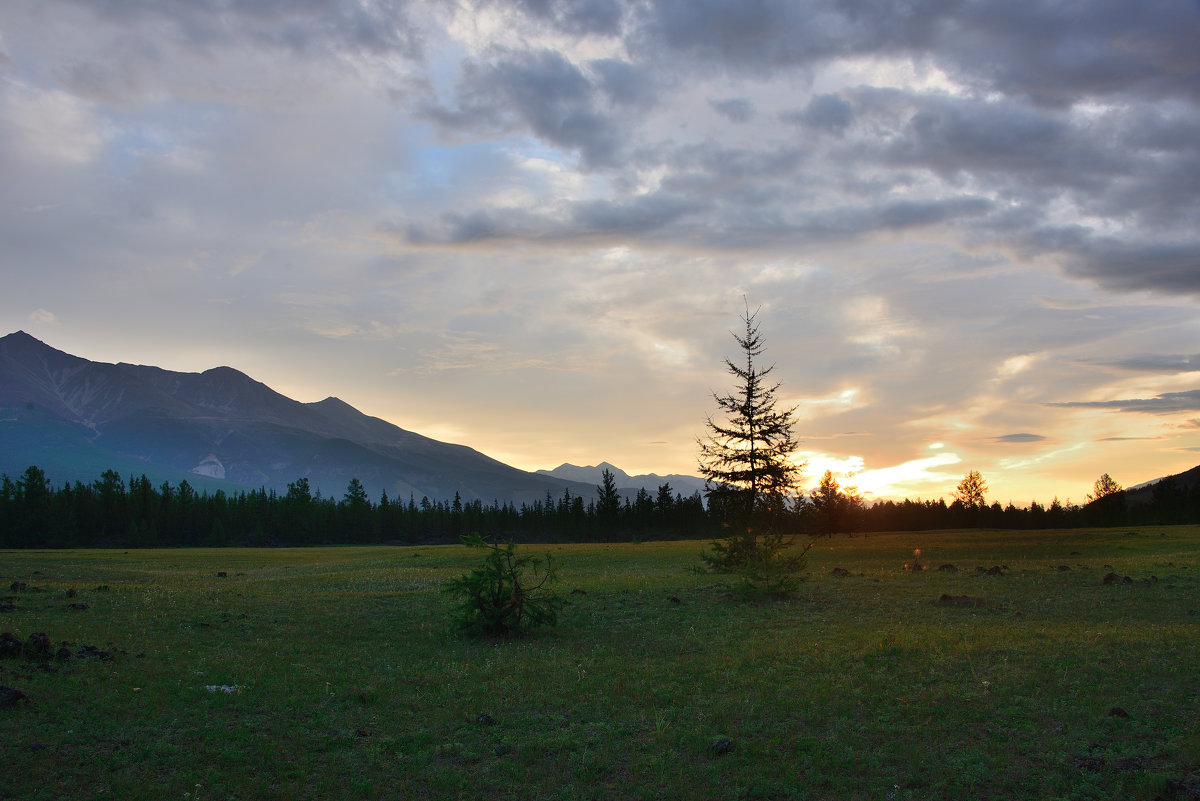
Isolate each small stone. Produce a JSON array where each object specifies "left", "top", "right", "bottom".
[
  {"left": 26, "top": 633, "right": 52, "bottom": 656},
  {"left": 710, "top": 737, "right": 735, "bottom": 756},
  {"left": 76, "top": 645, "right": 112, "bottom": 660},
  {"left": 0, "top": 632, "right": 21, "bottom": 658},
  {"left": 1164, "top": 779, "right": 1200, "bottom": 798},
  {"left": 0, "top": 685, "right": 28, "bottom": 707}
]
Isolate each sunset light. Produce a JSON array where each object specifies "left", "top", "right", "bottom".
[{"left": 1, "top": 0, "right": 1197, "bottom": 508}]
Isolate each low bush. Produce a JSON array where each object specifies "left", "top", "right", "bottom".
[{"left": 442, "top": 534, "right": 566, "bottom": 636}]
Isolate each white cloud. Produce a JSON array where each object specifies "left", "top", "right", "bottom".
[
  {"left": 793, "top": 388, "right": 866, "bottom": 420},
  {"left": 1, "top": 82, "right": 108, "bottom": 164},
  {"left": 853, "top": 452, "right": 965, "bottom": 499}
]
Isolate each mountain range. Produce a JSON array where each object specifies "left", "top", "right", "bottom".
[
  {"left": 0, "top": 331, "right": 695, "bottom": 504},
  {"left": 537, "top": 461, "right": 708, "bottom": 499},
  {"left": 4, "top": 331, "right": 1193, "bottom": 509}
]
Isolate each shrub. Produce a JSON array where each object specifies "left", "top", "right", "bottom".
[
  {"left": 443, "top": 534, "right": 565, "bottom": 637},
  {"left": 699, "top": 526, "right": 760, "bottom": 572},
  {"left": 732, "top": 529, "right": 811, "bottom": 599},
  {"left": 702, "top": 527, "right": 811, "bottom": 599}
]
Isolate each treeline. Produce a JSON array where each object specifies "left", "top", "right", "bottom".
[
  {"left": 802, "top": 468, "right": 1198, "bottom": 535},
  {"left": 0, "top": 466, "right": 714, "bottom": 548},
  {"left": 843, "top": 490, "right": 1198, "bottom": 533},
  {"left": 1, "top": 465, "right": 1196, "bottom": 549}
]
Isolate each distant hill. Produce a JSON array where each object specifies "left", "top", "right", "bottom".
[
  {"left": 537, "top": 462, "right": 707, "bottom": 500},
  {"left": 1124, "top": 464, "right": 1200, "bottom": 506},
  {"left": 0, "top": 331, "right": 597, "bottom": 504}
]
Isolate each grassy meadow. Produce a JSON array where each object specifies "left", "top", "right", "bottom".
[{"left": 2, "top": 526, "right": 1199, "bottom": 800}]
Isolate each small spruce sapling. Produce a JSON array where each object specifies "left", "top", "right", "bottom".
[
  {"left": 443, "top": 533, "right": 565, "bottom": 637},
  {"left": 727, "top": 529, "right": 811, "bottom": 600}
]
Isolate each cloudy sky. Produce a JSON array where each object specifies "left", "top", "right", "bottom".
[{"left": 2, "top": 0, "right": 1198, "bottom": 505}]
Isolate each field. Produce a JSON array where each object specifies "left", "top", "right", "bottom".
[{"left": 2, "top": 527, "right": 1199, "bottom": 800}]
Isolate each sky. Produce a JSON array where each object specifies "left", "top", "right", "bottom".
[{"left": 2, "top": 0, "right": 1199, "bottom": 506}]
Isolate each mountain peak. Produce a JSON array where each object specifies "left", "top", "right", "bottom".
[
  {"left": 537, "top": 462, "right": 707, "bottom": 497},
  {"left": 1, "top": 330, "right": 82, "bottom": 363},
  {"left": 544, "top": 462, "right": 631, "bottom": 482},
  {"left": 312, "top": 396, "right": 354, "bottom": 410}
]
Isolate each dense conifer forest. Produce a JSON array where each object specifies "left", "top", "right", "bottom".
[{"left": 1, "top": 464, "right": 1196, "bottom": 548}]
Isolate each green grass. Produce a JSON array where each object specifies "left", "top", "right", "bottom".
[{"left": 2, "top": 526, "right": 1199, "bottom": 800}]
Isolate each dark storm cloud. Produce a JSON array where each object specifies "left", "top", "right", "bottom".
[
  {"left": 403, "top": 208, "right": 543, "bottom": 245},
  {"left": 568, "top": 194, "right": 705, "bottom": 235},
  {"left": 627, "top": 0, "right": 1199, "bottom": 104},
  {"left": 54, "top": 39, "right": 164, "bottom": 105},
  {"left": 62, "top": 0, "right": 424, "bottom": 58},
  {"left": 589, "top": 58, "right": 657, "bottom": 108},
  {"left": 1083, "top": 354, "right": 1200, "bottom": 373},
  {"left": 783, "top": 93, "right": 852, "bottom": 133},
  {"left": 884, "top": 95, "right": 1072, "bottom": 180},
  {"left": 628, "top": 0, "right": 947, "bottom": 72},
  {"left": 655, "top": 141, "right": 807, "bottom": 193},
  {"left": 423, "top": 48, "right": 623, "bottom": 167},
  {"left": 991, "top": 434, "right": 1046, "bottom": 444},
  {"left": 479, "top": 0, "right": 625, "bottom": 37},
  {"left": 1049, "top": 389, "right": 1200, "bottom": 414},
  {"left": 1030, "top": 230, "right": 1200, "bottom": 295},
  {"left": 932, "top": 0, "right": 1200, "bottom": 106},
  {"left": 840, "top": 88, "right": 1119, "bottom": 197},
  {"left": 710, "top": 97, "right": 754, "bottom": 123},
  {"left": 821, "top": 86, "right": 1200, "bottom": 294},
  {"left": 778, "top": 196, "right": 994, "bottom": 243},
  {"left": 402, "top": 192, "right": 706, "bottom": 244}
]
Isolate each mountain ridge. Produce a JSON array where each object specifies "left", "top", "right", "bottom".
[
  {"left": 537, "top": 462, "right": 708, "bottom": 499},
  {"left": 0, "top": 331, "right": 606, "bottom": 504}
]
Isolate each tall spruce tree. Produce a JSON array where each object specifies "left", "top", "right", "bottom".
[
  {"left": 597, "top": 468, "right": 621, "bottom": 525},
  {"left": 698, "top": 304, "right": 808, "bottom": 589}
]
